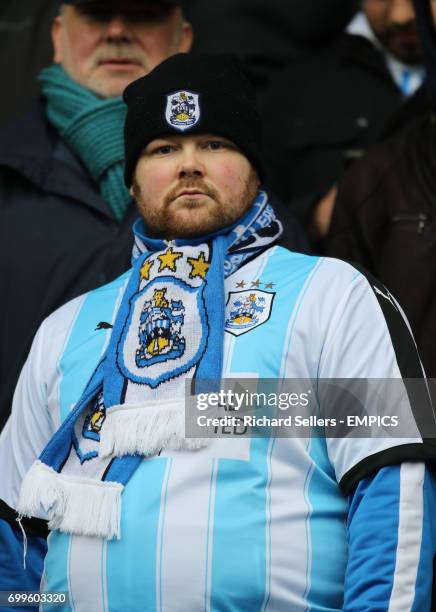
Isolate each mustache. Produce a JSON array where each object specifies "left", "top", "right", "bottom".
[
  {"left": 93, "top": 45, "right": 147, "bottom": 67},
  {"left": 385, "top": 22, "right": 417, "bottom": 37},
  {"left": 165, "top": 180, "right": 220, "bottom": 205}
]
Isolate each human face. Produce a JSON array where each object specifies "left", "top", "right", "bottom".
[
  {"left": 363, "top": 0, "right": 436, "bottom": 64},
  {"left": 131, "top": 134, "right": 260, "bottom": 239},
  {"left": 51, "top": 2, "right": 193, "bottom": 98}
]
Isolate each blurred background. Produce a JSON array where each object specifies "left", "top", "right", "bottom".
[{"left": 0, "top": 0, "right": 359, "bottom": 127}]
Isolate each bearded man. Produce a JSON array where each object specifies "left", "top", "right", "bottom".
[{"left": 1, "top": 54, "right": 435, "bottom": 610}]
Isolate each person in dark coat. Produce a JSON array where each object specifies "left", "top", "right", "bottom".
[
  {"left": 325, "top": 0, "right": 436, "bottom": 379},
  {"left": 325, "top": 114, "right": 436, "bottom": 376},
  {"left": 0, "top": 0, "right": 194, "bottom": 433},
  {"left": 262, "top": 0, "right": 435, "bottom": 239}
]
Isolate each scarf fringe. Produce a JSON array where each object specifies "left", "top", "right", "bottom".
[
  {"left": 100, "top": 402, "right": 208, "bottom": 458},
  {"left": 18, "top": 461, "right": 123, "bottom": 540}
]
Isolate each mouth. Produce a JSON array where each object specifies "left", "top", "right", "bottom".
[
  {"left": 394, "top": 32, "right": 418, "bottom": 42},
  {"left": 388, "top": 27, "right": 418, "bottom": 43},
  {"left": 176, "top": 190, "right": 208, "bottom": 199},
  {"left": 98, "top": 58, "right": 142, "bottom": 70}
]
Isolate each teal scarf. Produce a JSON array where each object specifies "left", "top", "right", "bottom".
[{"left": 39, "top": 64, "right": 130, "bottom": 222}]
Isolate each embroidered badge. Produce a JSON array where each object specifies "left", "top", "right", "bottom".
[
  {"left": 165, "top": 90, "right": 200, "bottom": 131},
  {"left": 83, "top": 393, "right": 106, "bottom": 442},
  {"left": 136, "top": 287, "right": 186, "bottom": 367},
  {"left": 225, "top": 290, "right": 275, "bottom": 337},
  {"left": 117, "top": 277, "right": 208, "bottom": 388},
  {"left": 71, "top": 393, "right": 106, "bottom": 464}
]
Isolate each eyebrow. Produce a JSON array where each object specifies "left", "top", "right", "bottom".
[{"left": 75, "top": 5, "right": 173, "bottom": 21}]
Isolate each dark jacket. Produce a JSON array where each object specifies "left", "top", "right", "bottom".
[
  {"left": 0, "top": 103, "right": 308, "bottom": 431},
  {"left": 261, "top": 34, "right": 430, "bottom": 223},
  {"left": 0, "top": 103, "right": 138, "bottom": 432},
  {"left": 325, "top": 113, "right": 436, "bottom": 377}
]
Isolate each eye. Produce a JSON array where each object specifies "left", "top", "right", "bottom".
[
  {"left": 77, "top": 8, "right": 112, "bottom": 22},
  {"left": 153, "top": 144, "right": 175, "bottom": 155},
  {"left": 133, "top": 7, "right": 172, "bottom": 23},
  {"left": 77, "top": 7, "right": 171, "bottom": 23},
  {"left": 205, "top": 140, "right": 226, "bottom": 151}
]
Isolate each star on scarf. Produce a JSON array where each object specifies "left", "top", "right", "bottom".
[
  {"left": 251, "top": 279, "right": 261, "bottom": 288},
  {"left": 236, "top": 281, "right": 246, "bottom": 288},
  {"left": 265, "top": 282, "right": 275, "bottom": 289},
  {"left": 188, "top": 252, "right": 210, "bottom": 279},
  {"left": 140, "top": 259, "right": 154, "bottom": 280},
  {"left": 158, "top": 247, "right": 183, "bottom": 272}
]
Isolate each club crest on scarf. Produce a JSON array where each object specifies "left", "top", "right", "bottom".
[
  {"left": 117, "top": 247, "right": 210, "bottom": 388},
  {"left": 136, "top": 288, "right": 186, "bottom": 367},
  {"left": 225, "top": 289, "right": 275, "bottom": 336},
  {"left": 166, "top": 90, "right": 200, "bottom": 131},
  {"left": 83, "top": 393, "right": 106, "bottom": 442},
  {"left": 71, "top": 392, "right": 106, "bottom": 464}
]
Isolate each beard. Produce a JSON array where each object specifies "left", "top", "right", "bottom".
[
  {"left": 377, "top": 24, "right": 422, "bottom": 65},
  {"left": 133, "top": 169, "right": 259, "bottom": 240}
]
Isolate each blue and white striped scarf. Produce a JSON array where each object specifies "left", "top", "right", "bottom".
[{"left": 18, "top": 192, "right": 282, "bottom": 540}]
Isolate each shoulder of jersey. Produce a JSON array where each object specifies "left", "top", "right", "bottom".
[
  {"left": 42, "top": 269, "right": 132, "bottom": 337},
  {"left": 273, "top": 247, "right": 366, "bottom": 287}
]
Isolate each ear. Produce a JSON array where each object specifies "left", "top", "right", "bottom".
[
  {"left": 178, "top": 21, "right": 194, "bottom": 53},
  {"left": 130, "top": 180, "right": 140, "bottom": 201},
  {"left": 51, "top": 15, "right": 64, "bottom": 64}
]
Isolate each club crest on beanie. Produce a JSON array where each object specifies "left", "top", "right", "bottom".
[
  {"left": 165, "top": 90, "right": 200, "bottom": 131},
  {"left": 123, "top": 53, "right": 263, "bottom": 186}
]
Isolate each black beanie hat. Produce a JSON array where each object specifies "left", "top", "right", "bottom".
[{"left": 123, "top": 53, "right": 263, "bottom": 187}]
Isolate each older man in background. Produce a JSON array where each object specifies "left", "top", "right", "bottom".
[{"left": 0, "top": 0, "right": 193, "bottom": 433}]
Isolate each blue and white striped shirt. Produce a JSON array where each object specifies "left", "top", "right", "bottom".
[{"left": 0, "top": 247, "right": 435, "bottom": 611}]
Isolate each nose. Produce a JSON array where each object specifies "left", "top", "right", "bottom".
[
  {"left": 104, "top": 16, "right": 133, "bottom": 44},
  {"left": 388, "top": 0, "right": 415, "bottom": 26},
  {"left": 178, "top": 147, "right": 205, "bottom": 179}
]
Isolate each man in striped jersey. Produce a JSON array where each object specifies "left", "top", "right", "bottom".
[{"left": 0, "top": 53, "right": 436, "bottom": 611}]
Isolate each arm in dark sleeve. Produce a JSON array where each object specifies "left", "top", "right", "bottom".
[
  {"left": 325, "top": 137, "right": 407, "bottom": 271},
  {"left": 324, "top": 162, "right": 375, "bottom": 267}
]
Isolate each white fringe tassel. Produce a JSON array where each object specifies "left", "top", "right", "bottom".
[
  {"left": 99, "top": 401, "right": 208, "bottom": 458},
  {"left": 18, "top": 461, "right": 123, "bottom": 540}
]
